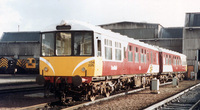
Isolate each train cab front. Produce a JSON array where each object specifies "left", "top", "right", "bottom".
[{"left": 36, "top": 28, "right": 102, "bottom": 87}]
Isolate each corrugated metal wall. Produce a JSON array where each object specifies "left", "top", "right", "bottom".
[
  {"left": 183, "top": 13, "right": 200, "bottom": 73},
  {"left": 100, "top": 21, "right": 183, "bottom": 53},
  {"left": 1, "top": 32, "right": 40, "bottom": 42},
  {"left": 100, "top": 21, "right": 161, "bottom": 39},
  {"left": 141, "top": 38, "right": 182, "bottom": 53},
  {"left": 111, "top": 28, "right": 156, "bottom": 39},
  {"left": 0, "top": 42, "right": 40, "bottom": 59}
]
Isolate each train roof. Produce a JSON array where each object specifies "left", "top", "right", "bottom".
[
  {"left": 158, "top": 47, "right": 186, "bottom": 57},
  {"left": 42, "top": 20, "right": 159, "bottom": 51},
  {"left": 43, "top": 20, "right": 186, "bottom": 57}
]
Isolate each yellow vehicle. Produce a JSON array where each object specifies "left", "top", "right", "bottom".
[
  {"left": 26, "top": 58, "right": 36, "bottom": 69},
  {"left": 26, "top": 58, "right": 39, "bottom": 74},
  {"left": 0, "top": 57, "right": 16, "bottom": 74},
  {"left": 36, "top": 21, "right": 104, "bottom": 102}
]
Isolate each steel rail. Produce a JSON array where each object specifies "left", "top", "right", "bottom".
[
  {"left": 0, "top": 86, "right": 43, "bottom": 94},
  {"left": 189, "top": 99, "right": 200, "bottom": 110},
  {"left": 62, "top": 82, "right": 172, "bottom": 110},
  {"left": 18, "top": 81, "right": 173, "bottom": 110},
  {"left": 144, "top": 82, "right": 200, "bottom": 110}
]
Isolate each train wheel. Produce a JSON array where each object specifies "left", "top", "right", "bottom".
[
  {"left": 87, "top": 90, "right": 96, "bottom": 101},
  {"left": 44, "top": 81, "right": 50, "bottom": 98},
  {"left": 60, "top": 93, "right": 66, "bottom": 104},
  {"left": 104, "top": 87, "right": 110, "bottom": 97},
  {"left": 89, "top": 95, "right": 96, "bottom": 101},
  {"left": 105, "top": 92, "right": 110, "bottom": 97}
]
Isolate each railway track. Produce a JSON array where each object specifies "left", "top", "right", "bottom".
[
  {"left": 19, "top": 81, "right": 172, "bottom": 110},
  {"left": 0, "top": 82, "right": 43, "bottom": 94},
  {"left": 144, "top": 82, "right": 200, "bottom": 110}
]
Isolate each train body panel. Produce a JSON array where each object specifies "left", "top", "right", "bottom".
[
  {"left": 146, "top": 64, "right": 160, "bottom": 74},
  {"left": 160, "top": 50, "right": 187, "bottom": 74},
  {"left": 40, "top": 57, "right": 102, "bottom": 77}
]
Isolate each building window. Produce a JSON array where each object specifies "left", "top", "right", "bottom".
[
  {"left": 135, "top": 47, "right": 139, "bottom": 63},
  {"left": 105, "top": 39, "right": 112, "bottom": 60},
  {"left": 115, "top": 42, "right": 121, "bottom": 61},
  {"left": 128, "top": 45, "right": 133, "bottom": 61}
]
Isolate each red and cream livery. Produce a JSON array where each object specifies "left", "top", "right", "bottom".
[{"left": 36, "top": 20, "right": 187, "bottom": 102}]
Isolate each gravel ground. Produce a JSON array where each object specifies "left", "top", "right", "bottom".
[
  {"left": 79, "top": 80, "right": 200, "bottom": 110},
  {"left": 0, "top": 90, "right": 58, "bottom": 110}
]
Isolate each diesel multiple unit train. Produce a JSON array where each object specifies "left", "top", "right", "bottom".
[{"left": 36, "top": 21, "right": 187, "bottom": 102}]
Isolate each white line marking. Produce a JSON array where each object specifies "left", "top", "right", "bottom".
[
  {"left": 72, "top": 57, "right": 95, "bottom": 75},
  {"left": 40, "top": 57, "right": 55, "bottom": 74}
]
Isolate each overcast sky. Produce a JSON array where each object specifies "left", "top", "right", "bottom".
[{"left": 0, "top": 0, "right": 200, "bottom": 36}]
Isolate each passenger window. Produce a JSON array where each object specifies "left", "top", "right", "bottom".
[
  {"left": 115, "top": 42, "right": 121, "bottom": 61},
  {"left": 151, "top": 52, "right": 153, "bottom": 63},
  {"left": 144, "top": 50, "right": 147, "bottom": 63},
  {"left": 163, "top": 54, "right": 165, "bottom": 64},
  {"left": 147, "top": 51, "right": 149, "bottom": 62},
  {"left": 124, "top": 47, "right": 126, "bottom": 59},
  {"left": 128, "top": 45, "right": 133, "bottom": 62},
  {"left": 141, "top": 49, "right": 144, "bottom": 63},
  {"left": 166, "top": 55, "right": 168, "bottom": 65},
  {"left": 105, "top": 39, "right": 112, "bottom": 60},
  {"left": 135, "top": 47, "right": 139, "bottom": 63},
  {"left": 174, "top": 57, "right": 177, "bottom": 65},
  {"left": 156, "top": 53, "right": 158, "bottom": 64}
]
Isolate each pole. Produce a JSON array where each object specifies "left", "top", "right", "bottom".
[{"left": 18, "top": 25, "right": 20, "bottom": 32}]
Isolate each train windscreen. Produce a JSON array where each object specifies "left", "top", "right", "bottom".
[
  {"left": 41, "top": 31, "right": 93, "bottom": 56},
  {"left": 42, "top": 33, "right": 54, "bottom": 56}
]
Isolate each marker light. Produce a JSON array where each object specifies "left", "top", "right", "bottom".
[
  {"left": 44, "top": 67, "right": 48, "bottom": 72},
  {"left": 82, "top": 67, "right": 86, "bottom": 72}
]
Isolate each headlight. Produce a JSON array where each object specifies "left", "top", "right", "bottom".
[
  {"left": 44, "top": 67, "right": 48, "bottom": 72},
  {"left": 81, "top": 67, "right": 86, "bottom": 72}
]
